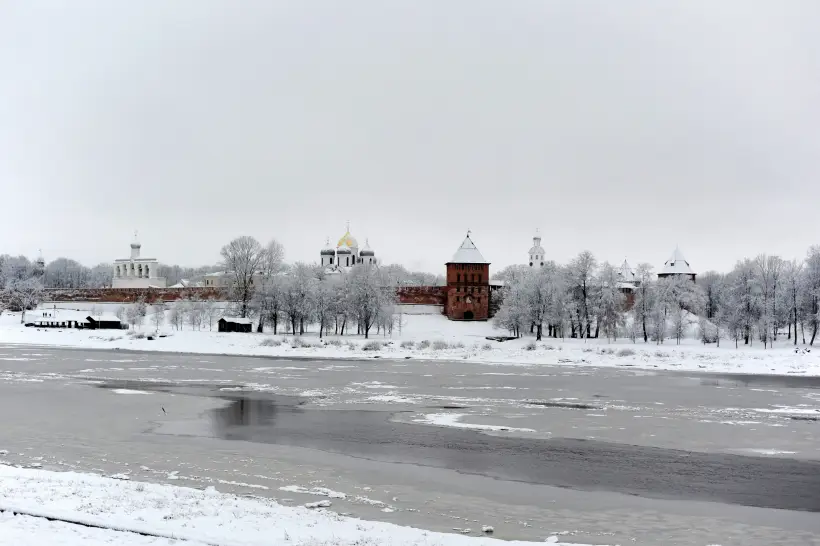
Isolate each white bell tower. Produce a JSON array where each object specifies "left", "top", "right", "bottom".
[{"left": 528, "top": 229, "right": 545, "bottom": 268}]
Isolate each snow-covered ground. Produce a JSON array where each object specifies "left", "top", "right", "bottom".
[
  {"left": 0, "top": 465, "right": 596, "bottom": 546},
  {"left": 1, "top": 311, "right": 818, "bottom": 376}
]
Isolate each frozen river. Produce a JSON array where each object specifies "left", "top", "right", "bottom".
[{"left": 1, "top": 343, "right": 819, "bottom": 545}]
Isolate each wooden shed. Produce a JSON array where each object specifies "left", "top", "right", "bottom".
[
  {"left": 218, "top": 317, "right": 253, "bottom": 333},
  {"left": 86, "top": 314, "right": 124, "bottom": 330}
]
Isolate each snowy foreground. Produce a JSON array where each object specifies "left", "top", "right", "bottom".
[
  {"left": 0, "top": 465, "right": 594, "bottom": 546},
  {"left": 1, "top": 312, "right": 818, "bottom": 376}
]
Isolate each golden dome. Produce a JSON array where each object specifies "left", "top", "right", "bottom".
[{"left": 337, "top": 230, "right": 358, "bottom": 249}]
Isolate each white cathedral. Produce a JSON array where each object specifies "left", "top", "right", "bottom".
[{"left": 320, "top": 225, "right": 377, "bottom": 271}]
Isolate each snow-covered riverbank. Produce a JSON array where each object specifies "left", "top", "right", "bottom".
[
  {"left": 1, "top": 312, "right": 818, "bottom": 376},
  {"left": 0, "top": 465, "right": 596, "bottom": 546}
]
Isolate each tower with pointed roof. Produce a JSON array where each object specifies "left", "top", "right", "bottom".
[
  {"left": 33, "top": 249, "right": 45, "bottom": 279},
  {"left": 528, "top": 229, "right": 545, "bottom": 268},
  {"left": 445, "top": 231, "right": 490, "bottom": 321},
  {"left": 657, "top": 247, "right": 696, "bottom": 282}
]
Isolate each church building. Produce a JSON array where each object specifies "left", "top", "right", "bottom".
[
  {"left": 112, "top": 234, "right": 167, "bottom": 288},
  {"left": 528, "top": 230, "right": 546, "bottom": 268},
  {"left": 320, "top": 225, "right": 377, "bottom": 271}
]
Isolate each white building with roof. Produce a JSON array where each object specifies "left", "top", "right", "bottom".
[
  {"left": 658, "top": 247, "right": 696, "bottom": 281},
  {"left": 320, "top": 225, "right": 376, "bottom": 271},
  {"left": 112, "top": 234, "right": 166, "bottom": 289},
  {"left": 528, "top": 230, "right": 546, "bottom": 268}
]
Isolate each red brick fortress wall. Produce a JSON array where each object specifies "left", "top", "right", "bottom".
[
  {"left": 41, "top": 287, "right": 227, "bottom": 303},
  {"left": 396, "top": 286, "right": 447, "bottom": 305},
  {"left": 43, "top": 286, "right": 448, "bottom": 306}
]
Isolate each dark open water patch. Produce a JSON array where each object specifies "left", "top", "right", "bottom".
[
  {"left": 524, "top": 400, "right": 600, "bottom": 410},
  {"left": 695, "top": 373, "right": 820, "bottom": 390},
  {"left": 88, "top": 379, "right": 820, "bottom": 513}
]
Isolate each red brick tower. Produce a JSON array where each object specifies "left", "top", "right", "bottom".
[{"left": 445, "top": 232, "right": 490, "bottom": 321}]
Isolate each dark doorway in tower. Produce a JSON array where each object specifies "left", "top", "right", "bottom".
[{"left": 463, "top": 310, "right": 474, "bottom": 320}]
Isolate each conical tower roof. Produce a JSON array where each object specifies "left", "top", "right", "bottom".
[
  {"left": 448, "top": 232, "right": 488, "bottom": 264},
  {"left": 660, "top": 246, "right": 695, "bottom": 275}
]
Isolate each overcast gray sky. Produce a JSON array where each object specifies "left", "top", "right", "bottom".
[{"left": 1, "top": 1, "right": 818, "bottom": 274}]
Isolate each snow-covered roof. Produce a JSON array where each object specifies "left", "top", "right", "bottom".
[
  {"left": 31, "top": 309, "right": 90, "bottom": 323},
  {"left": 448, "top": 234, "right": 489, "bottom": 264},
  {"left": 660, "top": 247, "right": 695, "bottom": 275},
  {"left": 88, "top": 314, "right": 121, "bottom": 322},
  {"left": 618, "top": 259, "right": 635, "bottom": 281},
  {"left": 220, "top": 317, "right": 253, "bottom": 325},
  {"left": 204, "top": 271, "right": 229, "bottom": 277},
  {"left": 360, "top": 239, "right": 374, "bottom": 256}
]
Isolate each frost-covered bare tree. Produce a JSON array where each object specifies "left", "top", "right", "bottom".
[
  {"left": 493, "top": 273, "right": 529, "bottom": 338},
  {"left": 220, "top": 236, "right": 268, "bottom": 318},
  {"left": 803, "top": 246, "right": 820, "bottom": 345},
  {"left": 783, "top": 260, "right": 803, "bottom": 345},
  {"left": 89, "top": 263, "right": 114, "bottom": 288},
  {"left": 0, "top": 255, "right": 35, "bottom": 283},
  {"left": 202, "top": 298, "right": 219, "bottom": 331},
  {"left": 169, "top": 300, "right": 186, "bottom": 330},
  {"left": 187, "top": 297, "right": 204, "bottom": 330},
  {"left": 379, "top": 264, "right": 442, "bottom": 287},
  {"left": 313, "top": 277, "right": 337, "bottom": 339},
  {"left": 345, "top": 264, "right": 396, "bottom": 339},
  {"left": 567, "top": 251, "right": 597, "bottom": 338},
  {"left": 254, "top": 240, "right": 285, "bottom": 332},
  {"left": 125, "top": 303, "right": 146, "bottom": 330},
  {"left": 755, "top": 254, "right": 784, "bottom": 348},
  {"left": 151, "top": 300, "right": 166, "bottom": 332},
  {"left": 524, "top": 263, "right": 565, "bottom": 341},
  {"left": 632, "top": 264, "right": 655, "bottom": 342},
  {"left": 698, "top": 271, "right": 724, "bottom": 320},
  {"left": 490, "top": 264, "right": 529, "bottom": 284},
  {"left": 647, "top": 275, "right": 703, "bottom": 344},
  {"left": 650, "top": 278, "right": 673, "bottom": 344},
  {"left": 43, "top": 258, "right": 90, "bottom": 288},
  {"left": 282, "top": 262, "right": 317, "bottom": 335},
  {"left": 6, "top": 277, "right": 44, "bottom": 323},
  {"left": 725, "top": 259, "right": 761, "bottom": 346},
  {"left": 596, "top": 262, "right": 626, "bottom": 342}
]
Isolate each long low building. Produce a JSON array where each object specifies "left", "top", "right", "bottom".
[{"left": 26, "top": 309, "right": 124, "bottom": 329}]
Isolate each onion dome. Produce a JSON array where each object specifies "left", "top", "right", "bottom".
[
  {"left": 360, "top": 239, "right": 374, "bottom": 256},
  {"left": 320, "top": 237, "right": 335, "bottom": 255}
]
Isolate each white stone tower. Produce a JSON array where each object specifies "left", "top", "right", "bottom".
[
  {"left": 528, "top": 229, "right": 545, "bottom": 268},
  {"left": 130, "top": 231, "right": 141, "bottom": 259}
]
